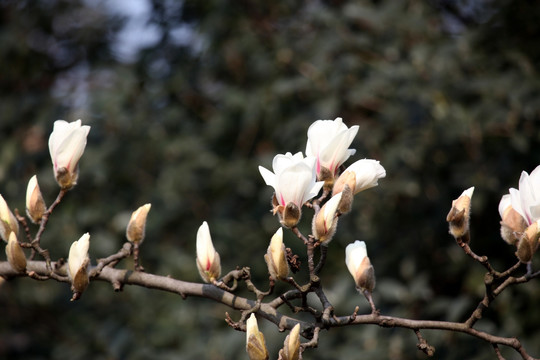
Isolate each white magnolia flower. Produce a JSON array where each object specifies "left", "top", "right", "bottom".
[
  {"left": 196, "top": 221, "right": 221, "bottom": 283},
  {"left": 48, "top": 119, "right": 91, "bottom": 189},
  {"left": 258, "top": 152, "right": 323, "bottom": 208},
  {"left": 509, "top": 165, "right": 540, "bottom": 225},
  {"left": 305, "top": 117, "right": 359, "bottom": 177}
]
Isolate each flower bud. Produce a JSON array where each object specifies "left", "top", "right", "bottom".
[
  {"left": 48, "top": 119, "right": 90, "bottom": 189},
  {"left": 264, "top": 228, "right": 289, "bottom": 280},
  {"left": 279, "top": 323, "right": 301, "bottom": 360},
  {"left": 126, "top": 203, "right": 151, "bottom": 244},
  {"left": 246, "top": 313, "right": 269, "bottom": 360},
  {"left": 516, "top": 221, "right": 540, "bottom": 263},
  {"left": 5, "top": 232, "right": 26, "bottom": 273},
  {"left": 68, "top": 233, "right": 91, "bottom": 295},
  {"left": 313, "top": 192, "right": 342, "bottom": 244},
  {"left": 446, "top": 187, "right": 475, "bottom": 240},
  {"left": 498, "top": 194, "right": 527, "bottom": 246},
  {"left": 0, "top": 194, "right": 19, "bottom": 242},
  {"left": 345, "top": 240, "right": 376, "bottom": 292},
  {"left": 26, "top": 175, "right": 47, "bottom": 224},
  {"left": 196, "top": 221, "right": 221, "bottom": 283}
]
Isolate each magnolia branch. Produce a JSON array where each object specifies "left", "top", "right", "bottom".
[{"left": 0, "top": 259, "right": 537, "bottom": 359}]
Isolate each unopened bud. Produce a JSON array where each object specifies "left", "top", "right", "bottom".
[
  {"left": 498, "top": 194, "right": 526, "bottom": 246},
  {"left": 246, "top": 313, "right": 269, "bottom": 360},
  {"left": 333, "top": 159, "right": 386, "bottom": 195},
  {"left": 516, "top": 221, "right": 540, "bottom": 263},
  {"left": 0, "top": 194, "right": 19, "bottom": 242},
  {"left": 68, "top": 233, "right": 90, "bottom": 296},
  {"left": 6, "top": 232, "right": 26, "bottom": 273},
  {"left": 126, "top": 203, "right": 151, "bottom": 244},
  {"left": 279, "top": 323, "right": 301, "bottom": 360},
  {"left": 337, "top": 184, "right": 354, "bottom": 214},
  {"left": 446, "top": 187, "right": 475, "bottom": 240},
  {"left": 264, "top": 228, "right": 289, "bottom": 280},
  {"left": 345, "top": 240, "right": 376, "bottom": 293},
  {"left": 313, "top": 192, "right": 342, "bottom": 244},
  {"left": 26, "top": 175, "right": 47, "bottom": 224},
  {"left": 196, "top": 221, "right": 221, "bottom": 283}
]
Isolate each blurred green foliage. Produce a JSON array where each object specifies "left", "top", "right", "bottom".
[{"left": 1, "top": 0, "right": 540, "bottom": 359}]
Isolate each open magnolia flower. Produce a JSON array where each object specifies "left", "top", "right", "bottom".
[
  {"left": 305, "top": 117, "right": 359, "bottom": 182},
  {"left": 259, "top": 152, "right": 323, "bottom": 227},
  {"left": 48, "top": 119, "right": 91, "bottom": 189},
  {"left": 509, "top": 165, "right": 540, "bottom": 226},
  {"left": 196, "top": 221, "right": 221, "bottom": 283}
]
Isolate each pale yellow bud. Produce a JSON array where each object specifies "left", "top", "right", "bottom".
[
  {"left": 126, "top": 203, "right": 151, "bottom": 244},
  {"left": 246, "top": 314, "right": 269, "bottom": 360},
  {"left": 446, "top": 187, "right": 475, "bottom": 239},
  {"left": 516, "top": 221, "right": 540, "bottom": 263},
  {"left": 26, "top": 175, "right": 47, "bottom": 224},
  {"left": 313, "top": 192, "right": 342, "bottom": 244},
  {"left": 196, "top": 221, "right": 221, "bottom": 283},
  {"left": 0, "top": 194, "right": 19, "bottom": 242},
  {"left": 279, "top": 323, "right": 301, "bottom": 360},
  {"left": 68, "top": 233, "right": 90, "bottom": 295},
  {"left": 6, "top": 232, "right": 26, "bottom": 273},
  {"left": 264, "top": 228, "right": 289, "bottom": 280}
]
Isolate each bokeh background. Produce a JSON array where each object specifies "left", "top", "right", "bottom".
[{"left": 1, "top": 0, "right": 540, "bottom": 359}]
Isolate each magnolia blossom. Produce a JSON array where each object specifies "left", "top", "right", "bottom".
[
  {"left": 26, "top": 175, "right": 46, "bottom": 224},
  {"left": 305, "top": 117, "right": 359, "bottom": 178},
  {"left": 279, "top": 323, "right": 300, "bottom": 360},
  {"left": 0, "top": 194, "right": 19, "bottom": 242},
  {"left": 48, "top": 119, "right": 91, "bottom": 189},
  {"left": 126, "top": 203, "right": 152, "bottom": 244},
  {"left": 509, "top": 165, "right": 540, "bottom": 226},
  {"left": 333, "top": 159, "right": 386, "bottom": 195},
  {"left": 499, "top": 194, "right": 527, "bottom": 245},
  {"left": 196, "top": 221, "right": 221, "bottom": 283},
  {"left": 246, "top": 313, "right": 269, "bottom": 360},
  {"left": 446, "top": 187, "right": 475, "bottom": 240},
  {"left": 345, "top": 240, "right": 375, "bottom": 292},
  {"left": 6, "top": 232, "right": 26, "bottom": 273},
  {"left": 313, "top": 192, "right": 343, "bottom": 243},
  {"left": 265, "top": 228, "right": 289, "bottom": 280},
  {"left": 68, "top": 233, "right": 90, "bottom": 295},
  {"left": 259, "top": 152, "right": 323, "bottom": 208}
]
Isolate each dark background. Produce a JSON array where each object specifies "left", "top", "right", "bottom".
[{"left": 1, "top": 0, "right": 539, "bottom": 359}]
